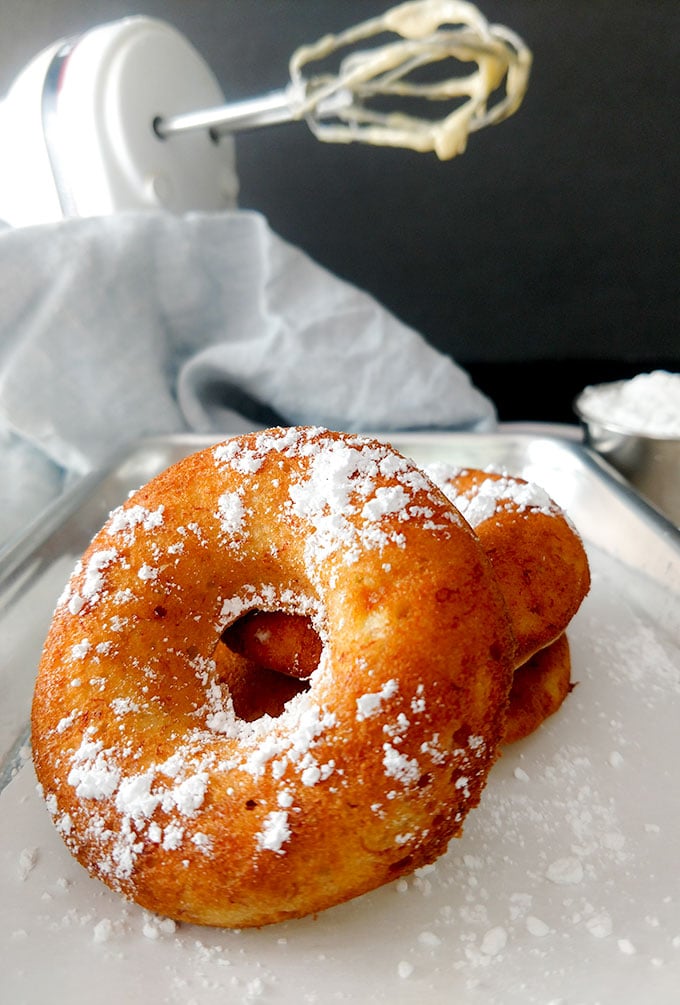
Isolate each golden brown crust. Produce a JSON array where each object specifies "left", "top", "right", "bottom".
[
  {"left": 32, "top": 427, "right": 516, "bottom": 929},
  {"left": 427, "top": 466, "right": 591, "bottom": 665},
  {"left": 503, "top": 633, "right": 573, "bottom": 744}
]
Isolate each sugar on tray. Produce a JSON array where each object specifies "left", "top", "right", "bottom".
[{"left": 578, "top": 370, "right": 680, "bottom": 437}]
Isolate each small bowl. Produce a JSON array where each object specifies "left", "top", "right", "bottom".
[{"left": 574, "top": 377, "right": 680, "bottom": 526}]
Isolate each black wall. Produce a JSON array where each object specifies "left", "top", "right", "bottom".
[{"left": 1, "top": 1, "right": 678, "bottom": 420}]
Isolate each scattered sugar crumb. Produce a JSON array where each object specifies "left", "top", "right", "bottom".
[
  {"left": 245, "top": 976, "right": 265, "bottom": 997},
  {"left": 418, "top": 930, "right": 441, "bottom": 948},
  {"left": 618, "top": 938, "right": 637, "bottom": 955},
  {"left": 18, "top": 847, "right": 38, "bottom": 880},
  {"left": 585, "top": 912, "right": 613, "bottom": 939},
  {"left": 513, "top": 767, "right": 530, "bottom": 782},
  {"left": 602, "top": 831, "right": 625, "bottom": 852},
  {"left": 141, "top": 915, "right": 176, "bottom": 940},
  {"left": 526, "top": 915, "right": 550, "bottom": 937},
  {"left": 93, "top": 918, "right": 114, "bottom": 943},
  {"left": 546, "top": 856, "right": 584, "bottom": 885},
  {"left": 480, "top": 926, "right": 508, "bottom": 957},
  {"left": 397, "top": 960, "right": 414, "bottom": 979}
]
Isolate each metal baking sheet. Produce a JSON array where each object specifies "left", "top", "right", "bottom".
[{"left": 1, "top": 430, "right": 679, "bottom": 1005}]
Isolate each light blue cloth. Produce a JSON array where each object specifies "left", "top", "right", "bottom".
[{"left": 0, "top": 210, "right": 495, "bottom": 548}]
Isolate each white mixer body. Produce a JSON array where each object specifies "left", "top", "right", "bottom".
[{"left": 0, "top": 16, "right": 238, "bottom": 227}]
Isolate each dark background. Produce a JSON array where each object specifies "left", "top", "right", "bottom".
[{"left": 1, "top": 1, "right": 678, "bottom": 422}]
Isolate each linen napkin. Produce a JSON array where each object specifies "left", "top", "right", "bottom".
[{"left": 0, "top": 210, "right": 495, "bottom": 548}]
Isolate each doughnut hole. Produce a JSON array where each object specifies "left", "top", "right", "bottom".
[{"left": 218, "top": 610, "right": 322, "bottom": 721}]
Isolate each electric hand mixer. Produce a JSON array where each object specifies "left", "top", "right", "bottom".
[{"left": 0, "top": 0, "right": 531, "bottom": 228}]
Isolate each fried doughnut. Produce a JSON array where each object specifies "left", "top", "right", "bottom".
[
  {"left": 32, "top": 426, "right": 516, "bottom": 929},
  {"left": 503, "top": 633, "right": 573, "bottom": 744},
  {"left": 426, "top": 466, "right": 590, "bottom": 664}
]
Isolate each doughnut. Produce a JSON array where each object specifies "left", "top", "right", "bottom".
[
  {"left": 32, "top": 426, "right": 516, "bottom": 929},
  {"left": 425, "top": 466, "right": 591, "bottom": 664},
  {"left": 503, "top": 633, "right": 573, "bottom": 745}
]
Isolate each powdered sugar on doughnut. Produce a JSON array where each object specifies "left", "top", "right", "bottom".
[
  {"left": 425, "top": 463, "right": 557, "bottom": 527},
  {"left": 216, "top": 428, "right": 461, "bottom": 578},
  {"left": 216, "top": 491, "right": 246, "bottom": 537},
  {"left": 56, "top": 728, "right": 215, "bottom": 882},
  {"left": 256, "top": 810, "right": 292, "bottom": 854},
  {"left": 107, "top": 503, "right": 165, "bottom": 541},
  {"left": 356, "top": 679, "right": 399, "bottom": 720}
]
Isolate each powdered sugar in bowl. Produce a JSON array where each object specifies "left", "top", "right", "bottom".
[{"left": 574, "top": 370, "right": 680, "bottom": 525}]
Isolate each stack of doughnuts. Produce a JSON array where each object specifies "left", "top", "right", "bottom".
[{"left": 31, "top": 427, "right": 589, "bottom": 929}]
